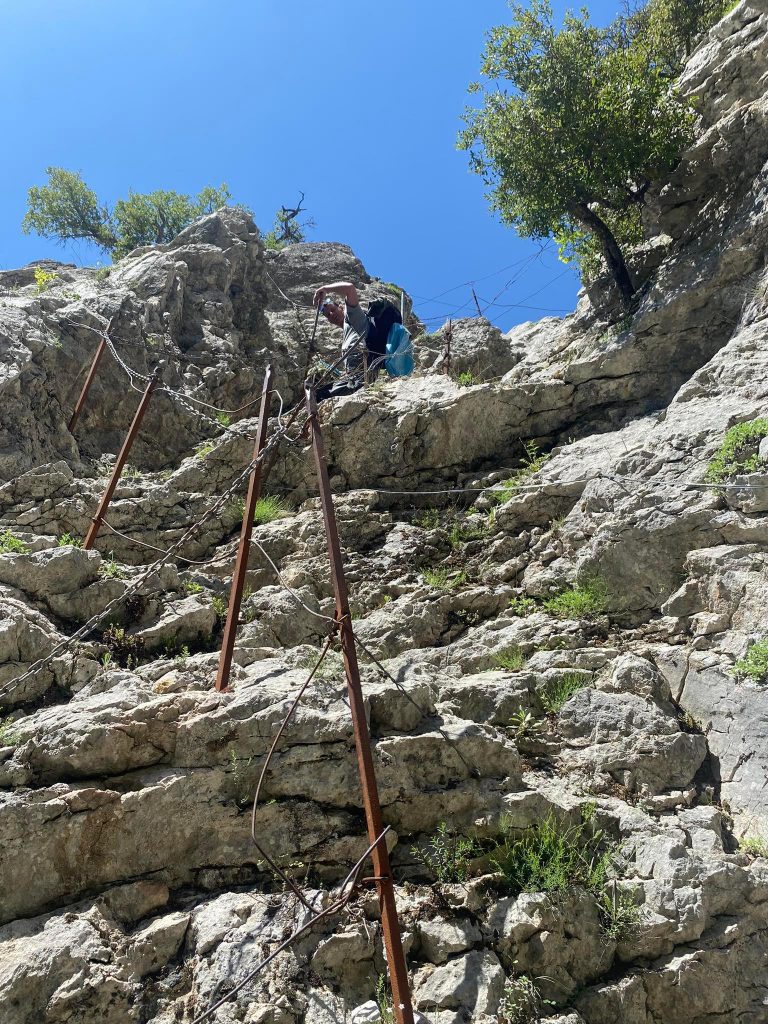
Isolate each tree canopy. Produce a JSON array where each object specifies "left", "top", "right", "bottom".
[
  {"left": 22, "top": 169, "right": 234, "bottom": 258},
  {"left": 458, "top": 0, "right": 731, "bottom": 305}
]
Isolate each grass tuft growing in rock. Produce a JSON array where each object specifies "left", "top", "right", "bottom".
[
  {"left": 58, "top": 532, "right": 82, "bottom": 547},
  {"left": 705, "top": 418, "right": 768, "bottom": 482},
  {"left": 422, "top": 566, "right": 466, "bottom": 589},
  {"left": 543, "top": 576, "right": 608, "bottom": 619},
  {"left": 734, "top": 638, "right": 768, "bottom": 683},
  {"left": 0, "top": 717, "right": 20, "bottom": 747},
  {"left": 494, "top": 646, "right": 528, "bottom": 671},
  {"left": 0, "top": 530, "right": 28, "bottom": 554},
  {"left": 253, "top": 495, "right": 291, "bottom": 525},
  {"left": 508, "top": 595, "right": 538, "bottom": 616},
  {"left": 540, "top": 672, "right": 591, "bottom": 713},
  {"left": 740, "top": 835, "right": 768, "bottom": 858}
]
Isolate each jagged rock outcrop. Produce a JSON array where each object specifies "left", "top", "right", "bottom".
[{"left": 1, "top": 3, "right": 768, "bottom": 1023}]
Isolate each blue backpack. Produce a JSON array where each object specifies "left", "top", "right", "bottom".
[{"left": 384, "top": 322, "right": 414, "bottom": 377}]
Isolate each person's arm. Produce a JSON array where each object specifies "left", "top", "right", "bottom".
[{"left": 313, "top": 281, "right": 360, "bottom": 307}]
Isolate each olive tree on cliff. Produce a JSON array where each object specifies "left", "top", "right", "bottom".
[
  {"left": 458, "top": 0, "right": 696, "bottom": 306},
  {"left": 22, "top": 168, "right": 234, "bottom": 259}
]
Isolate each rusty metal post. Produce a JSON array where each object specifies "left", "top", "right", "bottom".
[
  {"left": 443, "top": 319, "right": 453, "bottom": 377},
  {"left": 214, "top": 366, "right": 274, "bottom": 693},
  {"left": 304, "top": 384, "right": 414, "bottom": 1024},
  {"left": 83, "top": 368, "right": 160, "bottom": 550},
  {"left": 69, "top": 336, "right": 108, "bottom": 432}
]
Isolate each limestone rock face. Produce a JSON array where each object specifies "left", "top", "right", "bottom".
[{"left": 2, "top": 6, "right": 768, "bottom": 1024}]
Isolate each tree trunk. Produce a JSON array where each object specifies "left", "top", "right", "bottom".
[{"left": 571, "top": 202, "right": 636, "bottom": 307}]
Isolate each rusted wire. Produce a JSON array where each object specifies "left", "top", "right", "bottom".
[
  {"left": 249, "top": 632, "right": 338, "bottom": 911},
  {"left": 189, "top": 826, "right": 392, "bottom": 1024}
]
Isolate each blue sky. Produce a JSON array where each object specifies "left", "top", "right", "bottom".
[{"left": 0, "top": 0, "right": 622, "bottom": 332}]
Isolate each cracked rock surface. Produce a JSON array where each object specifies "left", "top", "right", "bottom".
[{"left": 3, "top": 4, "right": 768, "bottom": 1022}]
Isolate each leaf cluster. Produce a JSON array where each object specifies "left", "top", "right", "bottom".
[
  {"left": 22, "top": 167, "right": 238, "bottom": 258},
  {"left": 705, "top": 418, "right": 768, "bottom": 483}
]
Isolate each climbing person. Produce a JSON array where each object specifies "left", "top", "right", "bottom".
[{"left": 312, "top": 281, "right": 371, "bottom": 402}]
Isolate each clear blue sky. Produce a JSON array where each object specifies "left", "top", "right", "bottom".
[{"left": 0, "top": 0, "right": 621, "bottom": 332}]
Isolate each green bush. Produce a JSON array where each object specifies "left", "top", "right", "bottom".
[
  {"left": 497, "top": 974, "right": 554, "bottom": 1024},
  {"left": 58, "top": 532, "right": 82, "bottom": 547},
  {"left": 705, "top": 418, "right": 768, "bottom": 483},
  {"left": 492, "top": 811, "right": 610, "bottom": 897},
  {"left": 540, "top": 672, "right": 591, "bottom": 714},
  {"left": 543, "top": 577, "right": 608, "bottom": 619},
  {"left": 412, "top": 822, "right": 480, "bottom": 883},
  {"left": 0, "top": 530, "right": 28, "bottom": 554},
  {"left": 734, "top": 638, "right": 768, "bottom": 683}
]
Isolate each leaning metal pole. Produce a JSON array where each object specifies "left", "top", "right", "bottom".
[
  {"left": 83, "top": 367, "right": 160, "bottom": 550},
  {"left": 304, "top": 385, "right": 414, "bottom": 1024},
  {"left": 214, "top": 366, "right": 274, "bottom": 692}
]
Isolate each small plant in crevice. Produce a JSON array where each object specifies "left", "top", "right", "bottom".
[
  {"left": 375, "top": 975, "right": 395, "bottom": 1024},
  {"left": 508, "top": 595, "right": 538, "bottom": 617},
  {"left": 497, "top": 971, "right": 555, "bottom": 1024},
  {"left": 34, "top": 267, "right": 58, "bottom": 292},
  {"left": 58, "top": 532, "right": 82, "bottom": 548},
  {"left": 543, "top": 576, "right": 608, "bottom": 620},
  {"left": 448, "top": 520, "right": 487, "bottom": 549},
  {"left": 0, "top": 530, "right": 28, "bottom": 554},
  {"left": 415, "top": 507, "right": 440, "bottom": 530},
  {"left": 183, "top": 580, "right": 204, "bottom": 595},
  {"left": 733, "top": 638, "right": 768, "bottom": 684},
  {"left": 705, "top": 418, "right": 768, "bottom": 483},
  {"left": 211, "top": 595, "right": 228, "bottom": 621},
  {"left": 0, "top": 717, "right": 20, "bottom": 747},
  {"left": 99, "top": 554, "right": 128, "bottom": 580},
  {"left": 422, "top": 566, "right": 466, "bottom": 590},
  {"left": 101, "top": 624, "right": 145, "bottom": 669},
  {"left": 540, "top": 672, "right": 591, "bottom": 714},
  {"left": 455, "top": 370, "right": 479, "bottom": 387},
  {"left": 121, "top": 464, "right": 142, "bottom": 480},
  {"left": 494, "top": 646, "right": 527, "bottom": 672},
  {"left": 228, "top": 747, "right": 254, "bottom": 805},
  {"left": 215, "top": 411, "right": 231, "bottom": 427},
  {"left": 195, "top": 441, "right": 215, "bottom": 459},
  {"left": 509, "top": 706, "right": 544, "bottom": 741},
  {"left": 412, "top": 821, "right": 480, "bottom": 884},
  {"left": 489, "top": 441, "right": 550, "bottom": 507},
  {"left": 597, "top": 882, "right": 641, "bottom": 943},
  {"left": 740, "top": 835, "right": 768, "bottom": 858}
]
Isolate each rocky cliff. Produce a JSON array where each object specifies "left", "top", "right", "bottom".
[{"left": 2, "top": 3, "right": 768, "bottom": 1023}]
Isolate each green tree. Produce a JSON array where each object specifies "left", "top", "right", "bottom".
[
  {"left": 22, "top": 168, "right": 117, "bottom": 251},
  {"left": 22, "top": 167, "right": 234, "bottom": 258},
  {"left": 623, "top": 0, "right": 733, "bottom": 71},
  {"left": 458, "top": 1, "right": 696, "bottom": 305}
]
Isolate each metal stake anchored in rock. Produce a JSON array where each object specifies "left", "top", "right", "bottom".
[
  {"left": 83, "top": 366, "right": 161, "bottom": 550},
  {"left": 215, "top": 366, "right": 274, "bottom": 692},
  {"left": 304, "top": 384, "right": 415, "bottom": 1024}
]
